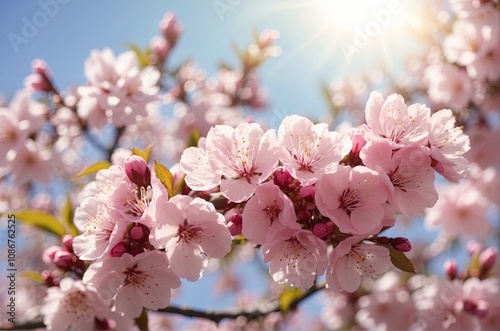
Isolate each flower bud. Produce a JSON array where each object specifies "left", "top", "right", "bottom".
[
  {"left": 466, "top": 241, "right": 482, "bottom": 256},
  {"left": 227, "top": 213, "right": 243, "bottom": 236},
  {"left": 299, "top": 185, "right": 315, "bottom": 200},
  {"left": 43, "top": 245, "right": 62, "bottom": 265},
  {"left": 61, "top": 234, "right": 74, "bottom": 253},
  {"left": 124, "top": 155, "right": 151, "bottom": 188},
  {"left": 273, "top": 167, "right": 292, "bottom": 189},
  {"left": 444, "top": 258, "right": 458, "bottom": 280},
  {"left": 53, "top": 251, "right": 74, "bottom": 270},
  {"left": 312, "top": 223, "right": 331, "bottom": 239},
  {"left": 24, "top": 59, "right": 53, "bottom": 92},
  {"left": 159, "top": 12, "right": 182, "bottom": 47},
  {"left": 390, "top": 237, "right": 412, "bottom": 252},
  {"left": 479, "top": 247, "right": 497, "bottom": 271},
  {"left": 474, "top": 300, "right": 489, "bottom": 318},
  {"left": 129, "top": 223, "right": 150, "bottom": 242},
  {"left": 298, "top": 210, "right": 311, "bottom": 222},
  {"left": 41, "top": 270, "right": 59, "bottom": 287},
  {"left": 150, "top": 35, "right": 170, "bottom": 62},
  {"left": 111, "top": 241, "right": 128, "bottom": 258}
]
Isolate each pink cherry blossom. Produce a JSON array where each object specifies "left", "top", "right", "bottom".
[
  {"left": 444, "top": 19, "right": 491, "bottom": 67},
  {"left": 465, "top": 125, "right": 500, "bottom": 169},
  {"left": 41, "top": 277, "right": 134, "bottom": 331},
  {"left": 0, "top": 108, "right": 29, "bottom": 164},
  {"left": 149, "top": 195, "right": 232, "bottom": 281},
  {"left": 429, "top": 108, "right": 470, "bottom": 182},
  {"left": 180, "top": 138, "right": 221, "bottom": 191},
  {"left": 278, "top": 115, "right": 350, "bottom": 185},
  {"left": 7, "top": 139, "right": 53, "bottom": 185},
  {"left": 77, "top": 48, "right": 159, "bottom": 128},
  {"left": 205, "top": 122, "right": 279, "bottom": 202},
  {"left": 425, "top": 182, "right": 490, "bottom": 240},
  {"left": 262, "top": 227, "right": 328, "bottom": 290},
  {"left": 315, "top": 165, "right": 389, "bottom": 236},
  {"left": 83, "top": 251, "right": 181, "bottom": 318},
  {"left": 424, "top": 63, "right": 473, "bottom": 110},
  {"left": 355, "top": 273, "right": 415, "bottom": 331},
  {"left": 241, "top": 181, "right": 299, "bottom": 245},
  {"left": 412, "top": 278, "right": 478, "bottom": 331},
  {"left": 362, "top": 92, "right": 430, "bottom": 149},
  {"left": 72, "top": 197, "right": 128, "bottom": 260},
  {"left": 361, "top": 141, "right": 438, "bottom": 216},
  {"left": 326, "top": 236, "right": 391, "bottom": 293},
  {"left": 449, "top": 0, "right": 496, "bottom": 18}
]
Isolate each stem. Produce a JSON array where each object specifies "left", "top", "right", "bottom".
[{"left": 8, "top": 281, "right": 326, "bottom": 329}]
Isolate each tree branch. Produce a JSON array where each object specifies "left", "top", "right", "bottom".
[{"left": 7, "top": 281, "right": 326, "bottom": 330}]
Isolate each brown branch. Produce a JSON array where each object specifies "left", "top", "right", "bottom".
[{"left": 6, "top": 281, "right": 326, "bottom": 330}]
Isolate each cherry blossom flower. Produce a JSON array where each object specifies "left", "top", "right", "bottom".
[
  {"left": 0, "top": 109, "right": 29, "bottom": 164},
  {"left": 425, "top": 182, "right": 490, "bottom": 240},
  {"left": 7, "top": 139, "right": 53, "bottom": 185},
  {"left": 326, "top": 236, "right": 391, "bottom": 293},
  {"left": 149, "top": 195, "right": 232, "bottom": 281},
  {"left": 262, "top": 227, "right": 328, "bottom": 290},
  {"left": 412, "top": 278, "right": 478, "bottom": 331},
  {"left": 355, "top": 272, "right": 415, "bottom": 331},
  {"left": 77, "top": 48, "right": 159, "bottom": 128},
  {"left": 204, "top": 122, "right": 279, "bottom": 202},
  {"left": 41, "top": 277, "right": 134, "bottom": 331},
  {"left": 424, "top": 63, "right": 473, "bottom": 110},
  {"left": 180, "top": 138, "right": 221, "bottom": 191},
  {"left": 72, "top": 197, "right": 128, "bottom": 260},
  {"left": 278, "top": 115, "right": 350, "bottom": 185},
  {"left": 428, "top": 108, "right": 470, "bottom": 182},
  {"left": 320, "top": 292, "right": 355, "bottom": 330},
  {"left": 241, "top": 181, "right": 299, "bottom": 245},
  {"left": 361, "top": 141, "right": 438, "bottom": 216},
  {"left": 362, "top": 92, "right": 430, "bottom": 149},
  {"left": 83, "top": 251, "right": 181, "bottom": 318},
  {"left": 315, "top": 165, "right": 389, "bottom": 236}
]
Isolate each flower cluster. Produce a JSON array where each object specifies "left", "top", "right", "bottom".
[{"left": 180, "top": 92, "right": 470, "bottom": 292}]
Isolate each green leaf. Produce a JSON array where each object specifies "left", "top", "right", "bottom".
[
  {"left": 127, "top": 43, "right": 151, "bottom": 68},
  {"left": 74, "top": 161, "right": 112, "bottom": 179},
  {"left": 20, "top": 271, "right": 44, "bottom": 283},
  {"left": 387, "top": 245, "right": 416, "bottom": 273},
  {"left": 278, "top": 286, "right": 302, "bottom": 313},
  {"left": 154, "top": 160, "right": 175, "bottom": 198},
  {"left": 187, "top": 130, "right": 200, "bottom": 148},
  {"left": 132, "top": 144, "right": 155, "bottom": 162},
  {"left": 134, "top": 308, "right": 149, "bottom": 331},
  {"left": 15, "top": 210, "right": 65, "bottom": 238},
  {"left": 62, "top": 196, "right": 79, "bottom": 237}
]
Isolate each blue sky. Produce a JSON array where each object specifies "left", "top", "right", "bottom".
[
  {"left": 0, "top": 0, "right": 431, "bottom": 324},
  {"left": 0, "top": 0, "right": 422, "bottom": 122}
]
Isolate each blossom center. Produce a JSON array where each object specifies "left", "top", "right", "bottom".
[
  {"left": 264, "top": 201, "right": 281, "bottom": 222},
  {"left": 125, "top": 185, "right": 153, "bottom": 217},
  {"left": 63, "top": 291, "right": 90, "bottom": 317},
  {"left": 340, "top": 188, "right": 361, "bottom": 215},
  {"left": 177, "top": 224, "right": 203, "bottom": 243},
  {"left": 124, "top": 265, "right": 147, "bottom": 286}
]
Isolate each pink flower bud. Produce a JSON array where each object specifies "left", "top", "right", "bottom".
[
  {"left": 53, "top": 251, "right": 74, "bottom": 270},
  {"left": 41, "top": 270, "right": 59, "bottom": 287},
  {"left": 32, "top": 58, "right": 51, "bottom": 76},
  {"left": 124, "top": 155, "right": 151, "bottom": 188},
  {"left": 298, "top": 210, "right": 311, "bottom": 222},
  {"left": 444, "top": 259, "right": 458, "bottom": 280},
  {"left": 129, "top": 223, "right": 150, "bottom": 242},
  {"left": 467, "top": 241, "right": 482, "bottom": 256},
  {"left": 299, "top": 185, "right": 316, "bottom": 200},
  {"left": 480, "top": 247, "right": 497, "bottom": 270},
  {"left": 43, "top": 245, "right": 62, "bottom": 265},
  {"left": 474, "top": 300, "right": 489, "bottom": 318},
  {"left": 273, "top": 168, "right": 292, "bottom": 188},
  {"left": 159, "top": 12, "right": 182, "bottom": 47},
  {"left": 390, "top": 237, "right": 412, "bottom": 252},
  {"left": 111, "top": 241, "right": 128, "bottom": 258},
  {"left": 61, "top": 234, "right": 74, "bottom": 253},
  {"left": 463, "top": 299, "right": 477, "bottom": 313},
  {"left": 227, "top": 213, "right": 243, "bottom": 236},
  {"left": 312, "top": 223, "right": 331, "bottom": 238},
  {"left": 150, "top": 35, "right": 170, "bottom": 61}
]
